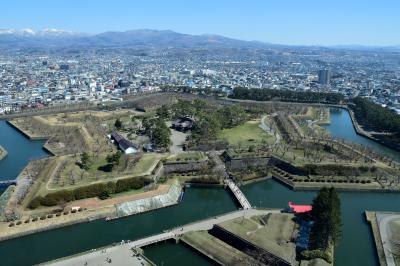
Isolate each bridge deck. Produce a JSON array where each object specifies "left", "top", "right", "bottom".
[
  {"left": 44, "top": 209, "right": 279, "bottom": 266},
  {"left": 225, "top": 179, "right": 252, "bottom": 209}
]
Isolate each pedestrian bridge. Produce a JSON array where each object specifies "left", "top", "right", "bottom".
[
  {"left": 224, "top": 179, "right": 252, "bottom": 209},
  {"left": 129, "top": 209, "right": 272, "bottom": 248},
  {"left": 46, "top": 209, "right": 283, "bottom": 266}
]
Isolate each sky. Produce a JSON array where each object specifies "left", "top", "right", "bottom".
[{"left": 0, "top": 0, "right": 399, "bottom": 46}]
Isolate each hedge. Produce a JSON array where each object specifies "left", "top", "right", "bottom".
[
  {"left": 29, "top": 177, "right": 152, "bottom": 208},
  {"left": 301, "top": 249, "right": 333, "bottom": 264}
]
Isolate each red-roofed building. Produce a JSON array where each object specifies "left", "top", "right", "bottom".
[{"left": 288, "top": 202, "right": 312, "bottom": 213}]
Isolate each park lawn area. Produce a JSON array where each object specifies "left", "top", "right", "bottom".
[
  {"left": 218, "top": 120, "right": 274, "bottom": 147},
  {"left": 130, "top": 153, "right": 163, "bottom": 175},
  {"left": 219, "top": 213, "right": 296, "bottom": 262},
  {"left": 43, "top": 153, "right": 162, "bottom": 193}
]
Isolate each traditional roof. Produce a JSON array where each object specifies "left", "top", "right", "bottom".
[
  {"left": 288, "top": 202, "right": 312, "bottom": 213},
  {"left": 111, "top": 131, "right": 136, "bottom": 151},
  {"left": 111, "top": 131, "right": 124, "bottom": 142}
]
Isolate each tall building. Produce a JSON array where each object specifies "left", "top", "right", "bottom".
[{"left": 318, "top": 69, "right": 331, "bottom": 85}]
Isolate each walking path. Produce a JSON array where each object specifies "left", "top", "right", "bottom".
[
  {"left": 224, "top": 179, "right": 252, "bottom": 209},
  {"left": 209, "top": 151, "right": 252, "bottom": 209},
  {"left": 260, "top": 115, "right": 281, "bottom": 145},
  {"left": 209, "top": 151, "right": 229, "bottom": 179}
]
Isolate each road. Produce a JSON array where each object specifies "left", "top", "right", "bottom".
[{"left": 168, "top": 125, "right": 188, "bottom": 154}]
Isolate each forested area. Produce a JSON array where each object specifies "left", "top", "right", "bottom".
[
  {"left": 351, "top": 97, "right": 400, "bottom": 136},
  {"left": 155, "top": 99, "right": 248, "bottom": 145},
  {"left": 230, "top": 87, "right": 344, "bottom": 104},
  {"left": 141, "top": 116, "right": 172, "bottom": 149}
]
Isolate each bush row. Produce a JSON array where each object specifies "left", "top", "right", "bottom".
[
  {"left": 9, "top": 208, "right": 86, "bottom": 227},
  {"left": 301, "top": 249, "right": 333, "bottom": 264},
  {"left": 188, "top": 177, "right": 220, "bottom": 184},
  {"left": 292, "top": 178, "right": 372, "bottom": 184},
  {"left": 29, "top": 177, "right": 152, "bottom": 209}
]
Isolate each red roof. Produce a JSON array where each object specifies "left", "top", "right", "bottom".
[{"left": 288, "top": 202, "right": 312, "bottom": 213}]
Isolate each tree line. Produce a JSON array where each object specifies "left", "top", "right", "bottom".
[
  {"left": 311, "top": 187, "right": 341, "bottom": 249},
  {"left": 230, "top": 87, "right": 344, "bottom": 104},
  {"left": 351, "top": 97, "right": 400, "bottom": 136},
  {"left": 29, "top": 176, "right": 151, "bottom": 209}
]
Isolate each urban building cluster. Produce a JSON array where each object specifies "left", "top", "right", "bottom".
[{"left": 0, "top": 47, "right": 399, "bottom": 114}]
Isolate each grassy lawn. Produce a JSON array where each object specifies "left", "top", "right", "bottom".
[
  {"left": 219, "top": 213, "right": 296, "bottom": 262},
  {"left": 131, "top": 153, "right": 162, "bottom": 175},
  {"left": 43, "top": 153, "right": 162, "bottom": 193},
  {"left": 218, "top": 120, "right": 274, "bottom": 147}
]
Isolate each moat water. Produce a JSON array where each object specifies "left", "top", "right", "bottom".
[{"left": 0, "top": 108, "right": 399, "bottom": 266}]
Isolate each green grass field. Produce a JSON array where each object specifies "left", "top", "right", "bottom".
[
  {"left": 42, "top": 153, "right": 162, "bottom": 194},
  {"left": 219, "top": 214, "right": 296, "bottom": 262},
  {"left": 218, "top": 120, "right": 274, "bottom": 147}
]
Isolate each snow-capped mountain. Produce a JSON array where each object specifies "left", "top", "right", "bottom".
[
  {"left": 0, "top": 28, "right": 397, "bottom": 51},
  {"left": 0, "top": 28, "right": 88, "bottom": 37},
  {"left": 0, "top": 28, "right": 36, "bottom": 36}
]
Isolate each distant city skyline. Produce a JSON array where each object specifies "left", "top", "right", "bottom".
[{"left": 0, "top": 0, "right": 399, "bottom": 46}]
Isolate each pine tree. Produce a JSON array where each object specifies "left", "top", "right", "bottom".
[{"left": 311, "top": 187, "right": 342, "bottom": 249}]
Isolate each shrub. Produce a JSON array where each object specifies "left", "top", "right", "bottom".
[
  {"left": 40, "top": 216, "right": 46, "bottom": 220},
  {"left": 63, "top": 211, "right": 69, "bottom": 215},
  {"left": 56, "top": 213, "right": 61, "bottom": 217},
  {"left": 32, "top": 217, "right": 38, "bottom": 222},
  {"left": 29, "top": 196, "right": 43, "bottom": 209},
  {"left": 301, "top": 249, "right": 332, "bottom": 264},
  {"left": 71, "top": 209, "right": 77, "bottom": 213},
  {"left": 9, "top": 223, "right": 14, "bottom": 227},
  {"left": 24, "top": 219, "right": 30, "bottom": 224},
  {"left": 16, "top": 221, "right": 22, "bottom": 225},
  {"left": 35, "top": 176, "right": 151, "bottom": 207},
  {"left": 47, "top": 214, "right": 53, "bottom": 218}
]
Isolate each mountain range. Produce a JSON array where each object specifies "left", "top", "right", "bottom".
[
  {"left": 0, "top": 28, "right": 271, "bottom": 49},
  {"left": 0, "top": 28, "right": 398, "bottom": 51}
]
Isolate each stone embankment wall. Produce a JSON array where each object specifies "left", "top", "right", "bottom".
[
  {"left": 226, "top": 157, "right": 270, "bottom": 170},
  {"left": 162, "top": 161, "right": 208, "bottom": 174},
  {"left": 115, "top": 182, "right": 182, "bottom": 218},
  {"left": 268, "top": 156, "right": 305, "bottom": 175}
]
